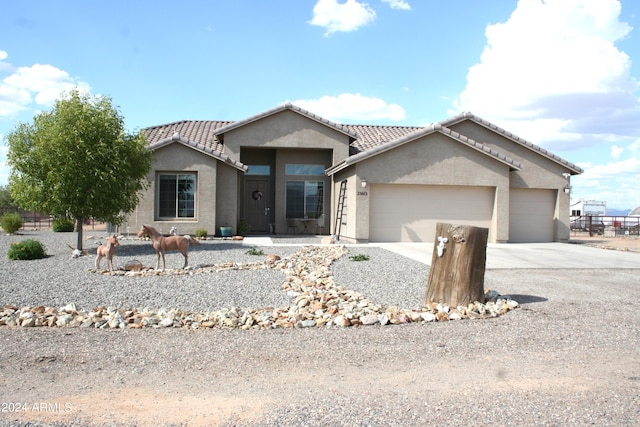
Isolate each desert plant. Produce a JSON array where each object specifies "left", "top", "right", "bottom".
[
  {"left": 238, "top": 219, "right": 251, "bottom": 235},
  {"left": 52, "top": 217, "right": 75, "bottom": 232},
  {"left": 245, "top": 247, "right": 264, "bottom": 256},
  {"left": 195, "top": 228, "right": 208, "bottom": 238},
  {"left": 349, "top": 254, "right": 370, "bottom": 261},
  {"left": 8, "top": 239, "right": 46, "bottom": 260},
  {"left": 0, "top": 212, "right": 23, "bottom": 234}
]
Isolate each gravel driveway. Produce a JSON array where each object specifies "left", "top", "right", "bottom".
[{"left": 0, "top": 231, "right": 639, "bottom": 426}]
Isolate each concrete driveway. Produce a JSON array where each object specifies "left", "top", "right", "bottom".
[{"left": 371, "top": 241, "right": 640, "bottom": 269}]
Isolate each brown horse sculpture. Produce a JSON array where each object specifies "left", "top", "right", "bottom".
[
  {"left": 138, "top": 224, "right": 200, "bottom": 270},
  {"left": 95, "top": 234, "right": 120, "bottom": 272}
]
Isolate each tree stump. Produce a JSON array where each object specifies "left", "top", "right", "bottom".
[{"left": 424, "top": 223, "right": 489, "bottom": 307}]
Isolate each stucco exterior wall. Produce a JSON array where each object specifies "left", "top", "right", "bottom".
[
  {"left": 353, "top": 133, "right": 511, "bottom": 242},
  {"left": 215, "top": 163, "right": 239, "bottom": 235},
  {"left": 330, "top": 169, "right": 357, "bottom": 242},
  {"left": 222, "top": 110, "right": 350, "bottom": 164},
  {"left": 448, "top": 121, "right": 572, "bottom": 241},
  {"left": 121, "top": 143, "right": 218, "bottom": 236}
]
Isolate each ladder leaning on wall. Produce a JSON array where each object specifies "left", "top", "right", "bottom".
[{"left": 333, "top": 180, "right": 347, "bottom": 240}]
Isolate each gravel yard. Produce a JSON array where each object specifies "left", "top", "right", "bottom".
[{"left": 0, "top": 230, "right": 639, "bottom": 426}]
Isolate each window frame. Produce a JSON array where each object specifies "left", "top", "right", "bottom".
[
  {"left": 285, "top": 163, "right": 326, "bottom": 219},
  {"left": 157, "top": 172, "right": 197, "bottom": 220}
]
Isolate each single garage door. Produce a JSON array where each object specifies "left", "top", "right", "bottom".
[
  {"left": 369, "top": 184, "right": 494, "bottom": 242},
  {"left": 509, "top": 188, "right": 555, "bottom": 242}
]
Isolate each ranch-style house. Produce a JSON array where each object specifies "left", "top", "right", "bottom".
[{"left": 121, "top": 103, "right": 582, "bottom": 243}]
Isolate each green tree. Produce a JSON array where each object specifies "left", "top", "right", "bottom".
[
  {"left": 5, "top": 89, "right": 153, "bottom": 250},
  {"left": 0, "top": 185, "right": 15, "bottom": 207}
]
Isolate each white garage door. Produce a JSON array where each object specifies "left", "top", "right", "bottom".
[
  {"left": 509, "top": 188, "right": 555, "bottom": 242},
  {"left": 369, "top": 184, "right": 494, "bottom": 242}
]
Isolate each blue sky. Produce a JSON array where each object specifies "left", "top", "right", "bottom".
[{"left": 1, "top": 0, "right": 639, "bottom": 210}]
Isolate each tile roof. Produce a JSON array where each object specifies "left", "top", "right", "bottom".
[
  {"left": 143, "top": 120, "right": 232, "bottom": 152},
  {"left": 141, "top": 105, "right": 581, "bottom": 176},
  {"left": 345, "top": 124, "right": 423, "bottom": 155},
  {"left": 143, "top": 120, "right": 246, "bottom": 171},
  {"left": 440, "top": 112, "right": 584, "bottom": 174}
]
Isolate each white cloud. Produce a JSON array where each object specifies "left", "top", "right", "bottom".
[
  {"left": 0, "top": 51, "right": 91, "bottom": 119},
  {"left": 611, "top": 145, "right": 624, "bottom": 159},
  {"left": 450, "top": 0, "right": 640, "bottom": 208},
  {"left": 573, "top": 156, "right": 640, "bottom": 208},
  {"left": 382, "top": 0, "right": 411, "bottom": 10},
  {"left": 309, "top": 0, "right": 376, "bottom": 36},
  {"left": 290, "top": 93, "right": 406, "bottom": 122},
  {"left": 451, "top": 0, "right": 639, "bottom": 148}
]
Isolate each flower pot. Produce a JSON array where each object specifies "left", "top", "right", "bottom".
[{"left": 219, "top": 226, "right": 233, "bottom": 237}]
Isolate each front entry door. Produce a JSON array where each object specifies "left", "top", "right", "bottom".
[{"left": 244, "top": 179, "right": 270, "bottom": 233}]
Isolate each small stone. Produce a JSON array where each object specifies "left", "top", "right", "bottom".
[
  {"left": 360, "top": 314, "right": 379, "bottom": 325},
  {"left": 265, "top": 254, "right": 281, "bottom": 263},
  {"left": 21, "top": 317, "right": 36, "bottom": 327},
  {"left": 300, "top": 320, "right": 316, "bottom": 328},
  {"left": 61, "top": 303, "right": 77, "bottom": 313},
  {"left": 378, "top": 313, "right": 389, "bottom": 325},
  {"left": 435, "top": 311, "right": 449, "bottom": 321},
  {"left": 333, "top": 315, "right": 350, "bottom": 327},
  {"left": 81, "top": 319, "right": 94, "bottom": 328},
  {"left": 160, "top": 317, "right": 174, "bottom": 327},
  {"left": 420, "top": 312, "right": 436, "bottom": 322}
]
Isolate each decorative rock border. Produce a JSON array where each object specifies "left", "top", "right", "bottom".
[{"left": 1, "top": 245, "right": 519, "bottom": 330}]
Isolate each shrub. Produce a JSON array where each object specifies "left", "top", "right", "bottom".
[
  {"left": 195, "top": 228, "right": 208, "bottom": 238},
  {"left": 0, "top": 213, "right": 23, "bottom": 234},
  {"left": 8, "top": 239, "right": 46, "bottom": 260},
  {"left": 349, "top": 254, "right": 370, "bottom": 261},
  {"left": 238, "top": 219, "right": 251, "bottom": 235},
  {"left": 245, "top": 247, "right": 264, "bottom": 256},
  {"left": 52, "top": 217, "right": 75, "bottom": 232}
]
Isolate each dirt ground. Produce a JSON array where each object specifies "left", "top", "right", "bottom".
[
  {"left": 1, "top": 234, "right": 639, "bottom": 426},
  {"left": 569, "top": 232, "right": 640, "bottom": 252}
]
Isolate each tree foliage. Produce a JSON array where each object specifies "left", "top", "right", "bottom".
[
  {"left": 5, "top": 89, "right": 153, "bottom": 249},
  {"left": 0, "top": 185, "right": 15, "bottom": 207}
]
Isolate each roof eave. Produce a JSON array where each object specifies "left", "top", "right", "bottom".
[
  {"left": 441, "top": 112, "right": 583, "bottom": 175},
  {"left": 213, "top": 103, "right": 358, "bottom": 139},
  {"left": 148, "top": 134, "right": 247, "bottom": 172}
]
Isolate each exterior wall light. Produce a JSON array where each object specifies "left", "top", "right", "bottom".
[
  {"left": 563, "top": 185, "right": 571, "bottom": 194},
  {"left": 361, "top": 179, "right": 367, "bottom": 188}
]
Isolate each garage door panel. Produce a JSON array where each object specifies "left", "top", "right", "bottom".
[
  {"left": 509, "top": 188, "right": 555, "bottom": 243},
  {"left": 370, "top": 184, "right": 493, "bottom": 242}
]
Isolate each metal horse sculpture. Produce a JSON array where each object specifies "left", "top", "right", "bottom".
[
  {"left": 138, "top": 224, "right": 200, "bottom": 270},
  {"left": 95, "top": 234, "right": 120, "bottom": 272}
]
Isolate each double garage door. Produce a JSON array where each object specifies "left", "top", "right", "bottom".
[{"left": 369, "top": 184, "right": 494, "bottom": 242}]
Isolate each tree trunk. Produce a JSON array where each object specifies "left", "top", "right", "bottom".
[
  {"left": 76, "top": 218, "right": 84, "bottom": 251},
  {"left": 424, "top": 223, "right": 488, "bottom": 307}
]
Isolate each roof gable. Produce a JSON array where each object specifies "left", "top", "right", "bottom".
[
  {"left": 326, "top": 124, "right": 522, "bottom": 176},
  {"left": 213, "top": 103, "right": 358, "bottom": 140},
  {"left": 440, "top": 112, "right": 583, "bottom": 174},
  {"left": 147, "top": 132, "right": 247, "bottom": 172}
]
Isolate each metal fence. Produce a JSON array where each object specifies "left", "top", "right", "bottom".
[
  {"left": 571, "top": 215, "right": 640, "bottom": 237},
  {"left": 0, "top": 206, "right": 105, "bottom": 231}
]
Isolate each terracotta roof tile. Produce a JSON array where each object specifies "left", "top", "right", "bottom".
[
  {"left": 141, "top": 106, "right": 580, "bottom": 177},
  {"left": 345, "top": 124, "right": 423, "bottom": 155},
  {"left": 143, "top": 120, "right": 232, "bottom": 152}
]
